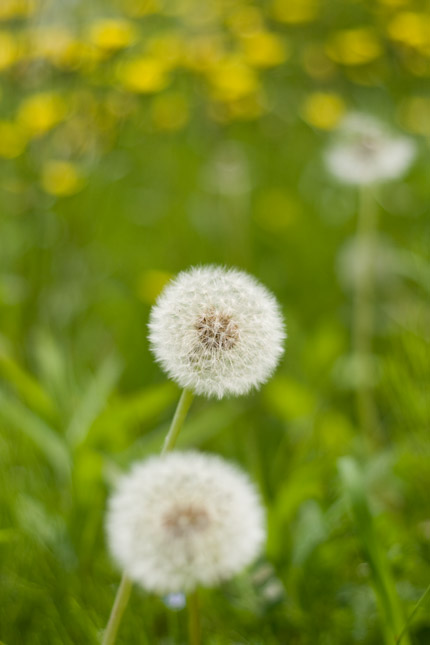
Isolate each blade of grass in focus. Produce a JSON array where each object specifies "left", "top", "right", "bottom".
[{"left": 339, "top": 457, "right": 410, "bottom": 645}]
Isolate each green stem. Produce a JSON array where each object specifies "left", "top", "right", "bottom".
[
  {"left": 187, "top": 590, "right": 201, "bottom": 645},
  {"left": 353, "top": 186, "right": 381, "bottom": 446},
  {"left": 396, "top": 582, "right": 430, "bottom": 644},
  {"left": 102, "top": 573, "right": 132, "bottom": 645},
  {"left": 102, "top": 388, "right": 195, "bottom": 644},
  {"left": 162, "top": 388, "right": 194, "bottom": 454}
]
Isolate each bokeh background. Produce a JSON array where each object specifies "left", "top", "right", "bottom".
[{"left": 0, "top": 0, "right": 429, "bottom": 643}]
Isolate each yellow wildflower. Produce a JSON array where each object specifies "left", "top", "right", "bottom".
[
  {"left": 118, "top": 57, "right": 170, "bottom": 93},
  {"left": 388, "top": 12, "right": 430, "bottom": 54},
  {"left": 301, "top": 92, "right": 346, "bottom": 130},
  {"left": 0, "top": 31, "right": 18, "bottom": 70},
  {"left": 241, "top": 31, "right": 288, "bottom": 68},
  {"left": 41, "top": 161, "right": 83, "bottom": 196},
  {"left": 26, "top": 26, "right": 75, "bottom": 67},
  {"left": 88, "top": 18, "right": 137, "bottom": 52},
  {"left": 209, "top": 56, "right": 259, "bottom": 102},
  {"left": 326, "top": 27, "right": 383, "bottom": 66},
  {"left": 0, "top": 122, "right": 26, "bottom": 158},
  {"left": 0, "top": 0, "right": 37, "bottom": 21},
  {"left": 17, "top": 92, "right": 67, "bottom": 137}
]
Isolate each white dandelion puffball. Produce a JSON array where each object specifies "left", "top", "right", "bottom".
[
  {"left": 148, "top": 265, "right": 285, "bottom": 398},
  {"left": 106, "top": 451, "right": 266, "bottom": 594},
  {"left": 324, "top": 113, "right": 416, "bottom": 186}
]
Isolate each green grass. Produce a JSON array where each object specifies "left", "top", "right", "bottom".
[{"left": 1, "top": 0, "right": 430, "bottom": 643}]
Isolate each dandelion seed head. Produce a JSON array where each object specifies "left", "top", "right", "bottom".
[
  {"left": 148, "top": 265, "right": 285, "bottom": 398},
  {"left": 106, "top": 451, "right": 266, "bottom": 594},
  {"left": 324, "top": 113, "right": 416, "bottom": 185}
]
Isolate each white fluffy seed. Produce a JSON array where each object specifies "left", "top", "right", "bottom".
[
  {"left": 148, "top": 265, "right": 285, "bottom": 398},
  {"left": 106, "top": 451, "right": 266, "bottom": 594}
]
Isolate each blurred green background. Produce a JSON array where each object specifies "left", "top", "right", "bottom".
[{"left": 0, "top": 0, "right": 429, "bottom": 643}]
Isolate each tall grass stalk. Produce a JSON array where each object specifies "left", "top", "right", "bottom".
[
  {"left": 102, "top": 389, "right": 194, "bottom": 645},
  {"left": 353, "top": 186, "right": 381, "bottom": 446},
  {"left": 339, "top": 457, "right": 410, "bottom": 645}
]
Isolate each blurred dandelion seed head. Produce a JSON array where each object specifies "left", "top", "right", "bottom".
[
  {"left": 324, "top": 113, "right": 417, "bottom": 185},
  {"left": 106, "top": 451, "right": 266, "bottom": 594},
  {"left": 148, "top": 265, "right": 285, "bottom": 398}
]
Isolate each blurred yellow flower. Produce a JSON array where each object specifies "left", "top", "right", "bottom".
[
  {"left": 301, "top": 92, "right": 346, "bottom": 130},
  {"left": 272, "top": 0, "right": 319, "bottom": 24},
  {"left": 209, "top": 56, "right": 259, "bottom": 102},
  {"left": 137, "top": 270, "right": 171, "bottom": 304},
  {"left": 326, "top": 28, "right": 383, "bottom": 66},
  {"left": 0, "top": 0, "right": 37, "bottom": 20},
  {"left": 241, "top": 31, "right": 288, "bottom": 68},
  {"left": 26, "top": 26, "right": 76, "bottom": 66},
  {"left": 88, "top": 18, "right": 137, "bottom": 52},
  {"left": 118, "top": 58, "right": 170, "bottom": 93},
  {"left": 0, "top": 122, "right": 26, "bottom": 158},
  {"left": 17, "top": 92, "right": 67, "bottom": 137},
  {"left": 41, "top": 161, "right": 83, "bottom": 196},
  {"left": 399, "top": 96, "right": 430, "bottom": 135},
  {"left": 0, "top": 31, "right": 19, "bottom": 70},
  {"left": 388, "top": 12, "right": 430, "bottom": 54},
  {"left": 151, "top": 92, "right": 189, "bottom": 131}
]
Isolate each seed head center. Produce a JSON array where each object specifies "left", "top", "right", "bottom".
[
  {"left": 358, "top": 135, "right": 380, "bottom": 156},
  {"left": 162, "top": 504, "right": 210, "bottom": 537},
  {"left": 195, "top": 309, "right": 239, "bottom": 351}
]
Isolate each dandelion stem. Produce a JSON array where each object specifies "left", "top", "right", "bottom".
[
  {"left": 187, "top": 590, "right": 201, "bottom": 645},
  {"left": 102, "top": 572, "right": 132, "bottom": 645},
  {"left": 162, "top": 388, "right": 194, "bottom": 454},
  {"left": 102, "top": 388, "right": 195, "bottom": 644},
  {"left": 353, "top": 185, "right": 381, "bottom": 446}
]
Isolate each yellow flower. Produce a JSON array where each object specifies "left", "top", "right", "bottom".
[
  {"left": 326, "top": 27, "right": 383, "bottom": 66},
  {"left": 301, "top": 92, "right": 346, "bottom": 130},
  {"left": 26, "top": 26, "right": 75, "bottom": 66},
  {"left": 209, "top": 56, "right": 259, "bottom": 102},
  {"left": 272, "top": 0, "right": 319, "bottom": 24},
  {"left": 117, "top": 57, "right": 170, "bottom": 93},
  {"left": 0, "top": 0, "right": 37, "bottom": 21},
  {"left": 388, "top": 12, "right": 430, "bottom": 54},
  {"left": 17, "top": 92, "right": 67, "bottom": 137},
  {"left": 88, "top": 18, "right": 137, "bottom": 52},
  {"left": 41, "top": 161, "right": 83, "bottom": 196},
  {"left": 0, "top": 122, "right": 26, "bottom": 158},
  {"left": 241, "top": 31, "right": 288, "bottom": 68},
  {"left": 151, "top": 92, "right": 189, "bottom": 131},
  {"left": 0, "top": 31, "right": 19, "bottom": 70}
]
